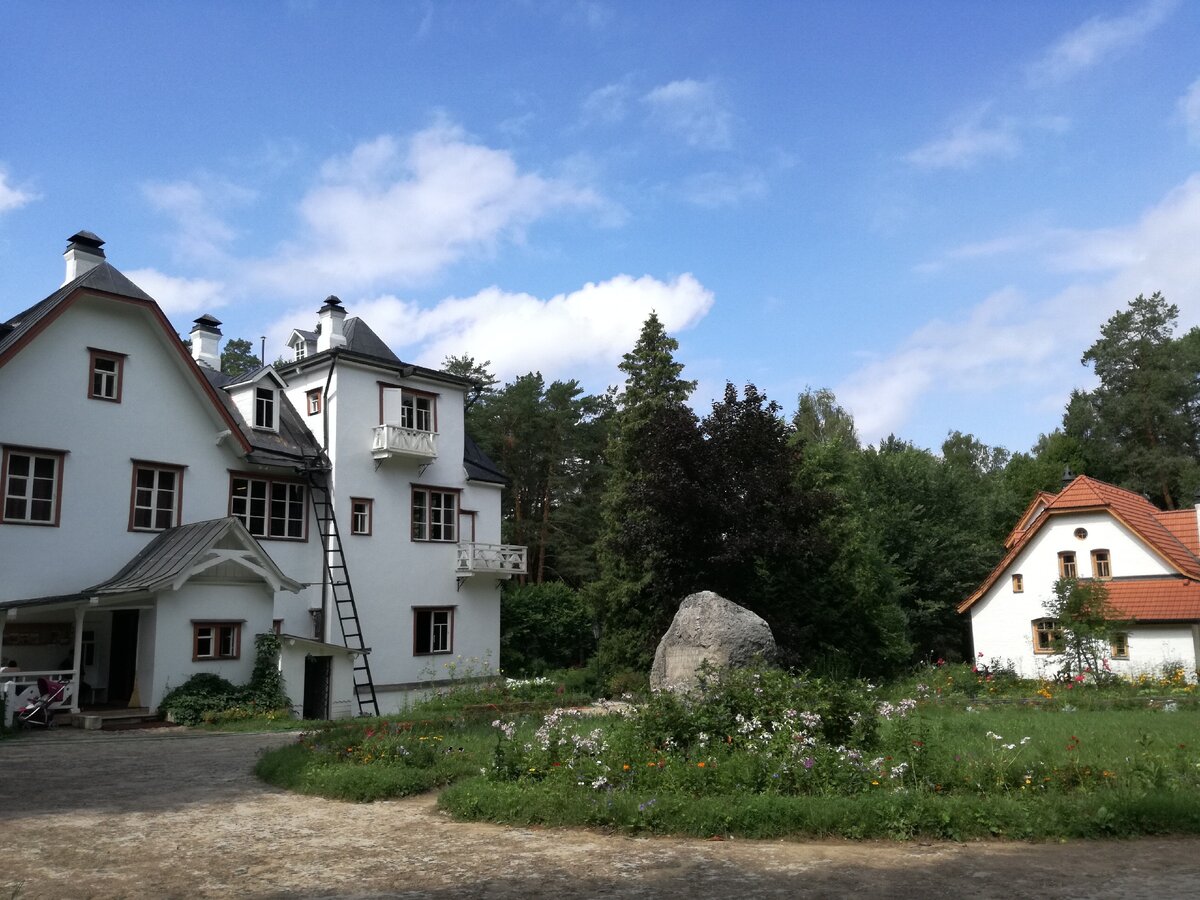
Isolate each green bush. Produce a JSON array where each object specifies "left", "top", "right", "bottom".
[
  {"left": 161, "top": 633, "right": 291, "bottom": 725},
  {"left": 501, "top": 582, "right": 594, "bottom": 674}
]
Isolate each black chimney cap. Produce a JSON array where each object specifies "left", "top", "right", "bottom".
[{"left": 66, "top": 230, "right": 106, "bottom": 254}]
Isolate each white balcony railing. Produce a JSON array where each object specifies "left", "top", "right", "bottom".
[
  {"left": 456, "top": 542, "right": 528, "bottom": 577},
  {"left": 371, "top": 424, "right": 438, "bottom": 462}
]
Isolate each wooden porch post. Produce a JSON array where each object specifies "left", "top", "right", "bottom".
[{"left": 72, "top": 605, "right": 85, "bottom": 713}]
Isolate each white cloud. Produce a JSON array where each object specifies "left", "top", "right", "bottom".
[
  {"left": 254, "top": 122, "right": 606, "bottom": 294},
  {"left": 126, "top": 268, "right": 229, "bottom": 318},
  {"left": 1178, "top": 76, "right": 1200, "bottom": 145},
  {"left": 839, "top": 172, "right": 1200, "bottom": 443},
  {"left": 275, "top": 272, "right": 714, "bottom": 386},
  {"left": 1026, "top": 0, "right": 1177, "bottom": 86},
  {"left": 642, "top": 79, "right": 733, "bottom": 151},
  {"left": 906, "top": 109, "right": 1020, "bottom": 171},
  {"left": 142, "top": 176, "right": 255, "bottom": 262},
  {"left": 679, "top": 170, "right": 767, "bottom": 208},
  {"left": 0, "top": 167, "right": 37, "bottom": 214},
  {"left": 581, "top": 83, "right": 632, "bottom": 125}
]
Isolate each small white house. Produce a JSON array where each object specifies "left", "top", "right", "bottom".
[
  {"left": 960, "top": 472, "right": 1200, "bottom": 678},
  {"left": 0, "top": 232, "right": 524, "bottom": 725}
]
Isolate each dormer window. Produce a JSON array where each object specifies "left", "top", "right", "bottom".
[
  {"left": 255, "top": 387, "right": 275, "bottom": 430},
  {"left": 295, "top": 343, "right": 307, "bottom": 361}
]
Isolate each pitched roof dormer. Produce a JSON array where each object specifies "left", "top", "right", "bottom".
[
  {"left": 223, "top": 366, "right": 288, "bottom": 433},
  {"left": 287, "top": 328, "right": 317, "bottom": 362}
]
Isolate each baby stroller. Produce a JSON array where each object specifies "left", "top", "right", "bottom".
[{"left": 16, "top": 677, "right": 68, "bottom": 728}]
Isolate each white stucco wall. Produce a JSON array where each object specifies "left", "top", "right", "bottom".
[
  {"left": 282, "top": 356, "right": 506, "bottom": 712},
  {"left": 148, "top": 580, "right": 275, "bottom": 710},
  {"left": 970, "top": 510, "right": 1196, "bottom": 677},
  {"left": 278, "top": 637, "right": 357, "bottom": 720}
]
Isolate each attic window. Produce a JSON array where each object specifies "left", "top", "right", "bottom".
[
  {"left": 1074, "top": 528, "right": 1088, "bottom": 540},
  {"left": 295, "top": 343, "right": 307, "bottom": 362},
  {"left": 1091, "top": 549, "right": 1111, "bottom": 579},
  {"left": 88, "top": 348, "right": 125, "bottom": 402},
  {"left": 255, "top": 387, "right": 276, "bottom": 430},
  {"left": 1058, "top": 552, "right": 1077, "bottom": 579},
  {"left": 1011, "top": 574, "right": 1024, "bottom": 593}
]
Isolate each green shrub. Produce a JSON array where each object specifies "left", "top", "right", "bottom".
[
  {"left": 501, "top": 583, "right": 594, "bottom": 674},
  {"left": 161, "top": 633, "right": 291, "bottom": 725}
]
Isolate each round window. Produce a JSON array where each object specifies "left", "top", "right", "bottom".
[{"left": 1074, "top": 527, "right": 1088, "bottom": 540}]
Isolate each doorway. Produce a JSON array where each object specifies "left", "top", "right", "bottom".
[
  {"left": 107, "top": 610, "right": 139, "bottom": 705},
  {"left": 303, "top": 655, "right": 331, "bottom": 720}
]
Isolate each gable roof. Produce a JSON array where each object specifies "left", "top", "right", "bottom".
[
  {"left": 0, "top": 261, "right": 253, "bottom": 455},
  {"left": 1103, "top": 578, "right": 1200, "bottom": 622},
  {"left": 0, "top": 262, "right": 154, "bottom": 362},
  {"left": 959, "top": 475, "right": 1200, "bottom": 614}
]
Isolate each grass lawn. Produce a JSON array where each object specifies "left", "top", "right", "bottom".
[{"left": 255, "top": 665, "right": 1200, "bottom": 840}]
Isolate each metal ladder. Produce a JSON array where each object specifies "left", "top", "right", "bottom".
[{"left": 306, "top": 468, "right": 380, "bottom": 717}]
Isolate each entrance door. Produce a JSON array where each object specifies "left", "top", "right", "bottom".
[
  {"left": 107, "top": 610, "right": 139, "bottom": 705},
  {"left": 303, "top": 655, "right": 332, "bottom": 720}
]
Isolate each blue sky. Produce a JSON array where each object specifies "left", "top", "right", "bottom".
[{"left": 3, "top": 1, "right": 1200, "bottom": 453}]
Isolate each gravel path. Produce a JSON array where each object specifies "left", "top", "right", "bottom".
[{"left": 3, "top": 727, "right": 1200, "bottom": 899}]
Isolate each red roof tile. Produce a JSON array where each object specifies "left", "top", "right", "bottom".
[
  {"left": 1104, "top": 578, "right": 1200, "bottom": 621},
  {"left": 959, "top": 475, "right": 1200, "bottom": 613}
]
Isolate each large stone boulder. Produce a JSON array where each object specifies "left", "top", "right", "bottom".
[{"left": 650, "top": 590, "right": 776, "bottom": 693}]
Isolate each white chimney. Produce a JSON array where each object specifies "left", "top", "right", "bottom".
[
  {"left": 63, "top": 231, "right": 106, "bottom": 285},
  {"left": 190, "top": 314, "right": 223, "bottom": 370},
  {"left": 316, "top": 295, "right": 347, "bottom": 352}
]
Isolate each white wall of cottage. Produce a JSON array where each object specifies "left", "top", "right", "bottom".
[
  {"left": 283, "top": 355, "right": 505, "bottom": 709},
  {"left": 0, "top": 291, "right": 326, "bottom": 710},
  {"left": 969, "top": 509, "right": 1199, "bottom": 677}
]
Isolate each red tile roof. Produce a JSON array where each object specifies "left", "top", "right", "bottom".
[
  {"left": 959, "top": 475, "right": 1200, "bottom": 616},
  {"left": 1104, "top": 578, "right": 1200, "bottom": 621}
]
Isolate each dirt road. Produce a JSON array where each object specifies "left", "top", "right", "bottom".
[{"left": 2, "top": 727, "right": 1199, "bottom": 899}]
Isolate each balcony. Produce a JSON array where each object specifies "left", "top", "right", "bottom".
[
  {"left": 371, "top": 424, "right": 437, "bottom": 462},
  {"left": 456, "top": 542, "right": 528, "bottom": 577}
]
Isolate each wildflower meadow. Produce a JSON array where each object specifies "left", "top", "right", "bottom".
[{"left": 256, "top": 661, "right": 1200, "bottom": 840}]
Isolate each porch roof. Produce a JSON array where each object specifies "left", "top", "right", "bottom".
[{"left": 0, "top": 517, "right": 302, "bottom": 612}]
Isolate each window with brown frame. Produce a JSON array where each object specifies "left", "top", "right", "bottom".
[
  {"left": 412, "top": 486, "right": 458, "bottom": 541},
  {"left": 1032, "top": 619, "right": 1063, "bottom": 654},
  {"left": 413, "top": 607, "right": 453, "bottom": 655},
  {"left": 306, "top": 388, "right": 322, "bottom": 416},
  {"left": 2, "top": 446, "right": 65, "bottom": 526},
  {"left": 1091, "top": 549, "right": 1112, "bottom": 579},
  {"left": 1110, "top": 633, "right": 1129, "bottom": 659},
  {"left": 130, "top": 462, "right": 183, "bottom": 531},
  {"left": 350, "top": 497, "right": 373, "bottom": 535},
  {"left": 229, "top": 473, "right": 306, "bottom": 540},
  {"left": 193, "top": 621, "right": 242, "bottom": 660},
  {"left": 1058, "top": 551, "right": 1077, "bottom": 579},
  {"left": 1012, "top": 574, "right": 1024, "bottom": 593},
  {"left": 88, "top": 348, "right": 125, "bottom": 402}
]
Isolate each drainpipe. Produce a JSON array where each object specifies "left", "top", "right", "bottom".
[{"left": 318, "top": 352, "right": 338, "bottom": 644}]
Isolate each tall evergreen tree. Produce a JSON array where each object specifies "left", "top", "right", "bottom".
[
  {"left": 1066, "top": 293, "right": 1200, "bottom": 508},
  {"left": 593, "top": 313, "right": 708, "bottom": 673}
]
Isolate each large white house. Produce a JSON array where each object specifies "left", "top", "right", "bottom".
[
  {"left": 0, "top": 232, "right": 525, "bottom": 724},
  {"left": 960, "top": 471, "right": 1200, "bottom": 678}
]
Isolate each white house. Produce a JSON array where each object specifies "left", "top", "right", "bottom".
[
  {"left": 0, "top": 232, "right": 524, "bottom": 725},
  {"left": 960, "top": 471, "right": 1200, "bottom": 679}
]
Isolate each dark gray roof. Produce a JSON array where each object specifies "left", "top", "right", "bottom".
[
  {"left": 343, "top": 317, "right": 402, "bottom": 363},
  {"left": 200, "top": 366, "right": 327, "bottom": 468},
  {"left": 290, "top": 328, "right": 317, "bottom": 343},
  {"left": 223, "top": 364, "right": 287, "bottom": 390},
  {"left": 0, "top": 262, "right": 153, "bottom": 360},
  {"left": 89, "top": 518, "right": 240, "bottom": 595},
  {"left": 464, "top": 433, "right": 507, "bottom": 485}
]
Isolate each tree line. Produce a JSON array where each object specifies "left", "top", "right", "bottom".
[{"left": 448, "top": 292, "right": 1200, "bottom": 683}]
